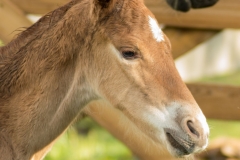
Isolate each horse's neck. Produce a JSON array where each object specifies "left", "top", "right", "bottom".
[{"left": 0, "top": 1, "right": 98, "bottom": 158}]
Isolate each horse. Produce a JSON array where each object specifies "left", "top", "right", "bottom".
[{"left": 0, "top": 0, "right": 209, "bottom": 159}]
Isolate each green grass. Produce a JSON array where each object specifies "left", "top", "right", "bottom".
[
  {"left": 44, "top": 118, "right": 134, "bottom": 160},
  {"left": 44, "top": 119, "right": 240, "bottom": 160},
  {"left": 208, "top": 119, "right": 240, "bottom": 140},
  {"left": 0, "top": 40, "right": 3, "bottom": 46},
  {"left": 196, "top": 70, "right": 240, "bottom": 86}
]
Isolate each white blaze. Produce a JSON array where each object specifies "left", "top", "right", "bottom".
[{"left": 148, "top": 16, "right": 164, "bottom": 42}]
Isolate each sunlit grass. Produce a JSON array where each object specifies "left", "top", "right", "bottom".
[
  {"left": 197, "top": 70, "right": 240, "bottom": 86},
  {"left": 44, "top": 119, "right": 240, "bottom": 160},
  {"left": 44, "top": 118, "right": 134, "bottom": 160},
  {"left": 208, "top": 119, "right": 240, "bottom": 140},
  {"left": 0, "top": 40, "right": 4, "bottom": 46}
]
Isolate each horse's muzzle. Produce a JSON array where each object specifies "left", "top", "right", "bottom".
[{"left": 164, "top": 116, "right": 209, "bottom": 157}]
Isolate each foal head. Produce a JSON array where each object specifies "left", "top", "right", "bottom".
[{"left": 82, "top": 0, "right": 209, "bottom": 157}]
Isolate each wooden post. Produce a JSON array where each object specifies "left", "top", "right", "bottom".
[
  {"left": 146, "top": 0, "right": 240, "bottom": 29},
  {"left": 187, "top": 83, "right": 240, "bottom": 120},
  {"left": 163, "top": 27, "right": 219, "bottom": 59},
  {"left": 9, "top": 0, "right": 240, "bottom": 29}
]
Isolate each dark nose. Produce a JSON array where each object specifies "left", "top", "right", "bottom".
[
  {"left": 187, "top": 120, "right": 200, "bottom": 138},
  {"left": 182, "top": 118, "right": 208, "bottom": 148}
]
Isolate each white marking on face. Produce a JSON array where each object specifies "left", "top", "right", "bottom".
[
  {"left": 143, "top": 102, "right": 178, "bottom": 129},
  {"left": 148, "top": 16, "right": 164, "bottom": 42},
  {"left": 142, "top": 103, "right": 179, "bottom": 142}
]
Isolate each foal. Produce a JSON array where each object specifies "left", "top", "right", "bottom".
[{"left": 0, "top": 0, "right": 209, "bottom": 159}]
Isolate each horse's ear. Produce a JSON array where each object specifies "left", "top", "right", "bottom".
[{"left": 95, "top": 0, "right": 117, "bottom": 10}]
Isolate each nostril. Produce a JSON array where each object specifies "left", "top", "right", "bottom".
[{"left": 187, "top": 120, "right": 200, "bottom": 138}]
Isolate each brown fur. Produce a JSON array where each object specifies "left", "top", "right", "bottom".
[{"left": 0, "top": 0, "right": 208, "bottom": 159}]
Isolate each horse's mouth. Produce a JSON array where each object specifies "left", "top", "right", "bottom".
[{"left": 165, "top": 130, "right": 195, "bottom": 157}]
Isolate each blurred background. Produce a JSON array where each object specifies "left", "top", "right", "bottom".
[{"left": 1, "top": 0, "right": 240, "bottom": 159}]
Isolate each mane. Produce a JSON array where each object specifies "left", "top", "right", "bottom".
[{"left": 0, "top": 0, "right": 77, "bottom": 59}]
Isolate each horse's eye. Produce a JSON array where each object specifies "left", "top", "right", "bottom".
[{"left": 122, "top": 51, "right": 138, "bottom": 60}]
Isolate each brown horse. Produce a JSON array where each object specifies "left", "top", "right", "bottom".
[{"left": 0, "top": 0, "right": 209, "bottom": 159}]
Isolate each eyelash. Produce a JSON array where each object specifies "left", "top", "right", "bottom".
[
  {"left": 121, "top": 50, "right": 139, "bottom": 60},
  {"left": 119, "top": 46, "right": 141, "bottom": 60}
]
